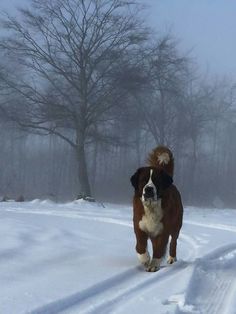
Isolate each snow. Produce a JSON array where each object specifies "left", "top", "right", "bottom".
[{"left": 0, "top": 201, "right": 236, "bottom": 314}]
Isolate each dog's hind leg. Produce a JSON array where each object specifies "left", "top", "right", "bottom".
[{"left": 167, "top": 232, "right": 179, "bottom": 264}]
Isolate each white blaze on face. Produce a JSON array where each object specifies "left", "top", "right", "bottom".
[
  {"left": 141, "top": 169, "right": 157, "bottom": 203},
  {"left": 140, "top": 169, "right": 163, "bottom": 237}
]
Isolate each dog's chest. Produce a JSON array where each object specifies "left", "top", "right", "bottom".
[{"left": 139, "top": 200, "right": 163, "bottom": 237}]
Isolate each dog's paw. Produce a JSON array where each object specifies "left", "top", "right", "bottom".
[
  {"left": 137, "top": 251, "right": 150, "bottom": 267},
  {"left": 167, "top": 256, "right": 177, "bottom": 264},
  {"left": 145, "top": 258, "right": 161, "bottom": 272}
]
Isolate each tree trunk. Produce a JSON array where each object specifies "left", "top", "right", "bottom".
[
  {"left": 189, "top": 137, "right": 197, "bottom": 202},
  {"left": 91, "top": 140, "right": 98, "bottom": 191},
  {"left": 76, "top": 143, "right": 91, "bottom": 197}
]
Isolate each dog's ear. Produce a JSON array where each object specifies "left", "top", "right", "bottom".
[
  {"left": 159, "top": 170, "right": 173, "bottom": 190},
  {"left": 130, "top": 168, "right": 142, "bottom": 190}
]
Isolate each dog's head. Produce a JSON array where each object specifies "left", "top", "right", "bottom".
[{"left": 130, "top": 167, "right": 173, "bottom": 204}]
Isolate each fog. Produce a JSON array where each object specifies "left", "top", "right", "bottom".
[
  {"left": 146, "top": 0, "right": 236, "bottom": 78},
  {"left": 0, "top": 0, "right": 236, "bottom": 207}
]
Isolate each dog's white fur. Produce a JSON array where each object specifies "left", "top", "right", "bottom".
[
  {"left": 137, "top": 251, "right": 150, "bottom": 266},
  {"left": 157, "top": 152, "right": 170, "bottom": 165},
  {"left": 139, "top": 200, "right": 163, "bottom": 237},
  {"left": 146, "top": 258, "right": 162, "bottom": 272},
  {"left": 141, "top": 169, "right": 157, "bottom": 203},
  {"left": 139, "top": 169, "right": 163, "bottom": 237}
]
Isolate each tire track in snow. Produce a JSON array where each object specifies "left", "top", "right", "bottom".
[
  {"left": 3, "top": 207, "right": 236, "bottom": 313},
  {"left": 74, "top": 214, "right": 199, "bottom": 265},
  {"left": 2, "top": 209, "right": 199, "bottom": 263},
  {"left": 85, "top": 261, "right": 190, "bottom": 314},
  {"left": 4, "top": 207, "right": 236, "bottom": 234},
  {"left": 28, "top": 213, "right": 198, "bottom": 314},
  {"left": 29, "top": 261, "right": 190, "bottom": 314},
  {"left": 28, "top": 267, "right": 140, "bottom": 314},
  {"left": 87, "top": 214, "right": 236, "bottom": 314},
  {"left": 176, "top": 243, "right": 236, "bottom": 314},
  {"left": 185, "top": 220, "right": 236, "bottom": 233},
  {"left": 0, "top": 208, "right": 197, "bottom": 281},
  {"left": 90, "top": 215, "right": 236, "bottom": 314}
]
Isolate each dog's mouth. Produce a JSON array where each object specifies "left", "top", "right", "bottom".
[
  {"left": 142, "top": 194, "right": 157, "bottom": 205},
  {"left": 143, "top": 194, "right": 155, "bottom": 201},
  {"left": 142, "top": 193, "right": 161, "bottom": 203}
]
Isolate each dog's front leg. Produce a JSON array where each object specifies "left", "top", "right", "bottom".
[
  {"left": 147, "top": 233, "right": 169, "bottom": 272},
  {"left": 135, "top": 228, "right": 150, "bottom": 267}
]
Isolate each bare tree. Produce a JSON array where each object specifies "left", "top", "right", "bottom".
[
  {"left": 131, "top": 36, "right": 189, "bottom": 147},
  {"left": 0, "top": 0, "right": 148, "bottom": 197}
]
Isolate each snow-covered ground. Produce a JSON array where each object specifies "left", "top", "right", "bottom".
[{"left": 0, "top": 200, "right": 236, "bottom": 314}]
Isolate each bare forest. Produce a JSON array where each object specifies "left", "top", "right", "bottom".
[{"left": 0, "top": 0, "right": 235, "bottom": 207}]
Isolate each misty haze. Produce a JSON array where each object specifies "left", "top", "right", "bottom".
[
  {"left": 0, "top": 0, "right": 235, "bottom": 207},
  {"left": 0, "top": 1, "right": 236, "bottom": 313}
]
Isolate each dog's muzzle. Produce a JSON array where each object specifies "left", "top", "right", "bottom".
[
  {"left": 142, "top": 185, "right": 162, "bottom": 203},
  {"left": 143, "top": 186, "right": 155, "bottom": 200}
]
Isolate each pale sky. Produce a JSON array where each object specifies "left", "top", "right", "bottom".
[
  {"left": 1, "top": 0, "right": 236, "bottom": 79},
  {"left": 145, "top": 0, "right": 236, "bottom": 79}
]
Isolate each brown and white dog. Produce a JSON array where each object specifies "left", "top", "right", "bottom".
[{"left": 130, "top": 146, "right": 183, "bottom": 272}]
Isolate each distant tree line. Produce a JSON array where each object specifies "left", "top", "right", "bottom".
[{"left": 0, "top": 0, "right": 236, "bottom": 207}]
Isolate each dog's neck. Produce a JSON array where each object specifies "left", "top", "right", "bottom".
[
  {"left": 142, "top": 198, "right": 162, "bottom": 213},
  {"left": 139, "top": 198, "right": 163, "bottom": 237}
]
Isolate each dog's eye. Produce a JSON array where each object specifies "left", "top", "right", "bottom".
[
  {"left": 140, "top": 178, "right": 147, "bottom": 184},
  {"left": 152, "top": 177, "right": 158, "bottom": 185}
]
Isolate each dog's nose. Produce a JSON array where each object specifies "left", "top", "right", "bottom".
[{"left": 144, "top": 186, "right": 154, "bottom": 198}]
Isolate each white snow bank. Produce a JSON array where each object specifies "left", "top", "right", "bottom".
[{"left": 0, "top": 202, "right": 235, "bottom": 313}]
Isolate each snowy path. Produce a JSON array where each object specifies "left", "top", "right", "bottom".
[{"left": 0, "top": 201, "right": 236, "bottom": 313}]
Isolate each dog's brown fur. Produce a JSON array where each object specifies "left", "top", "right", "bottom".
[
  {"left": 148, "top": 146, "right": 174, "bottom": 177},
  {"left": 133, "top": 183, "right": 183, "bottom": 262},
  {"left": 131, "top": 146, "right": 183, "bottom": 271}
]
